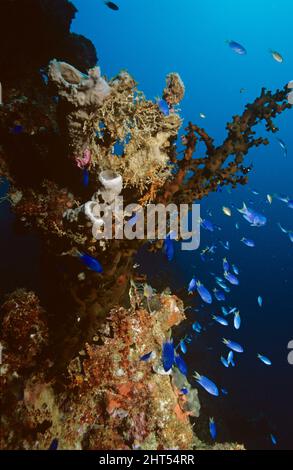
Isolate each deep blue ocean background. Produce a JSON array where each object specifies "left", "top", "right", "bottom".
[{"left": 0, "top": 0, "right": 292, "bottom": 450}]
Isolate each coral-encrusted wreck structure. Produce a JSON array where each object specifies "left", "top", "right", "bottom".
[
  {"left": 0, "top": 0, "right": 291, "bottom": 451},
  {"left": 1, "top": 290, "right": 196, "bottom": 450}
]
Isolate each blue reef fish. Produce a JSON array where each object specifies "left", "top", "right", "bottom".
[
  {"left": 257, "top": 354, "right": 272, "bottom": 366},
  {"left": 235, "top": 222, "right": 240, "bottom": 230},
  {"left": 180, "top": 339, "right": 187, "bottom": 354},
  {"left": 257, "top": 296, "right": 263, "bottom": 307},
  {"left": 221, "top": 306, "right": 229, "bottom": 316},
  {"left": 232, "top": 264, "right": 239, "bottom": 275},
  {"left": 200, "top": 253, "right": 207, "bottom": 263},
  {"left": 221, "top": 356, "right": 229, "bottom": 368},
  {"left": 212, "top": 315, "right": 228, "bottom": 326},
  {"left": 275, "top": 194, "right": 289, "bottom": 203},
  {"left": 104, "top": 1, "right": 119, "bottom": 11},
  {"left": 213, "top": 288, "right": 226, "bottom": 302},
  {"left": 277, "top": 138, "right": 287, "bottom": 157},
  {"left": 193, "top": 372, "right": 219, "bottom": 396},
  {"left": 196, "top": 281, "right": 212, "bottom": 304},
  {"left": 200, "top": 218, "right": 215, "bottom": 232},
  {"left": 241, "top": 237, "right": 255, "bottom": 247},
  {"left": 209, "top": 417, "right": 217, "bottom": 440},
  {"left": 162, "top": 341, "right": 175, "bottom": 372},
  {"left": 251, "top": 189, "right": 259, "bottom": 195},
  {"left": 157, "top": 99, "right": 170, "bottom": 116},
  {"left": 270, "top": 434, "right": 277, "bottom": 445},
  {"left": 229, "top": 307, "right": 238, "bottom": 314},
  {"left": 223, "top": 338, "right": 244, "bottom": 353},
  {"left": 48, "top": 438, "right": 59, "bottom": 450},
  {"left": 188, "top": 277, "right": 197, "bottom": 293},
  {"left": 219, "top": 240, "right": 230, "bottom": 250},
  {"left": 224, "top": 271, "right": 239, "bottom": 286},
  {"left": 163, "top": 235, "right": 174, "bottom": 261},
  {"left": 233, "top": 311, "right": 241, "bottom": 330},
  {"left": 181, "top": 388, "right": 189, "bottom": 395},
  {"left": 287, "top": 199, "right": 293, "bottom": 209},
  {"left": 289, "top": 232, "right": 293, "bottom": 243},
  {"left": 40, "top": 68, "right": 49, "bottom": 85},
  {"left": 238, "top": 203, "right": 267, "bottom": 227},
  {"left": 227, "top": 350, "right": 234, "bottom": 366},
  {"left": 221, "top": 284, "right": 230, "bottom": 293},
  {"left": 216, "top": 278, "right": 230, "bottom": 292},
  {"left": 223, "top": 257, "right": 229, "bottom": 272},
  {"left": 140, "top": 351, "right": 153, "bottom": 362},
  {"left": 227, "top": 40, "right": 247, "bottom": 55},
  {"left": 11, "top": 124, "right": 23, "bottom": 135},
  {"left": 175, "top": 354, "right": 188, "bottom": 375},
  {"left": 201, "top": 245, "right": 216, "bottom": 260},
  {"left": 221, "top": 388, "right": 228, "bottom": 395},
  {"left": 78, "top": 252, "right": 103, "bottom": 273},
  {"left": 192, "top": 321, "right": 202, "bottom": 333},
  {"left": 277, "top": 222, "right": 289, "bottom": 234},
  {"left": 82, "top": 169, "right": 89, "bottom": 187}
]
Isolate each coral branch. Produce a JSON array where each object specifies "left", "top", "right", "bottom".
[{"left": 163, "top": 86, "right": 291, "bottom": 204}]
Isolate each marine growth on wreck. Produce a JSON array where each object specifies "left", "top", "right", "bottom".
[{"left": 0, "top": 0, "right": 292, "bottom": 455}]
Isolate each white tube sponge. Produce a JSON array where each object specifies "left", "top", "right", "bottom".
[
  {"left": 98, "top": 170, "right": 123, "bottom": 204},
  {"left": 69, "top": 170, "right": 123, "bottom": 240}
]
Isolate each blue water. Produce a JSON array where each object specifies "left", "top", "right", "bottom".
[{"left": 71, "top": 0, "right": 293, "bottom": 449}]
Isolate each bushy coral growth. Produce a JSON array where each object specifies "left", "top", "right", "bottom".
[{"left": 48, "top": 62, "right": 182, "bottom": 193}]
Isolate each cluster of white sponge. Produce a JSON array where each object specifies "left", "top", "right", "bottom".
[{"left": 84, "top": 170, "right": 123, "bottom": 239}]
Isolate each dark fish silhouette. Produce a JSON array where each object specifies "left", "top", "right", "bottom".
[
  {"left": 48, "top": 438, "right": 58, "bottom": 450},
  {"left": 140, "top": 351, "right": 153, "bottom": 362},
  {"left": 162, "top": 341, "right": 174, "bottom": 372},
  {"left": 105, "top": 1, "right": 119, "bottom": 10}
]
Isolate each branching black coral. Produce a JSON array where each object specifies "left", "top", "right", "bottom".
[{"left": 160, "top": 86, "right": 291, "bottom": 204}]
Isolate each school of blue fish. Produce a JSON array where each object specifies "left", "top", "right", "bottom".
[{"left": 158, "top": 184, "right": 293, "bottom": 445}]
